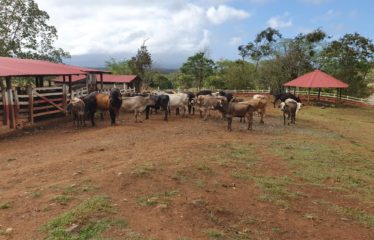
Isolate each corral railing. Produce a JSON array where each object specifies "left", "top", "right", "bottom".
[{"left": 184, "top": 89, "right": 371, "bottom": 106}]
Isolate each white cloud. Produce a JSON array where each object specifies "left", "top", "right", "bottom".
[
  {"left": 206, "top": 5, "right": 250, "bottom": 25},
  {"left": 36, "top": 1, "right": 249, "bottom": 56},
  {"left": 229, "top": 36, "right": 242, "bottom": 46},
  {"left": 267, "top": 13, "right": 293, "bottom": 28}
]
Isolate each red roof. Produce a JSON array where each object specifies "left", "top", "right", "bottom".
[
  {"left": 0, "top": 57, "right": 107, "bottom": 77},
  {"left": 54, "top": 74, "right": 138, "bottom": 83},
  {"left": 283, "top": 70, "right": 348, "bottom": 88}
]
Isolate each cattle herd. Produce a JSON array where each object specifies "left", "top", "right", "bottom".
[{"left": 66, "top": 89, "right": 303, "bottom": 131}]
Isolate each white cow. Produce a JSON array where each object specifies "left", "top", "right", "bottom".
[
  {"left": 166, "top": 93, "right": 189, "bottom": 117},
  {"left": 121, "top": 95, "right": 156, "bottom": 122}
]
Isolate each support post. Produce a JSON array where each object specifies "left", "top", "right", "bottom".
[
  {"left": 1, "top": 78, "right": 8, "bottom": 125},
  {"left": 62, "top": 84, "right": 67, "bottom": 115},
  {"left": 6, "top": 77, "right": 16, "bottom": 129},
  {"left": 69, "top": 75, "right": 72, "bottom": 97},
  {"left": 13, "top": 88, "right": 19, "bottom": 124},
  {"left": 318, "top": 88, "right": 321, "bottom": 100},
  {"left": 308, "top": 88, "right": 310, "bottom": 104},
  {"left": 100, "top": 73, "right": 103, "bottom": 90},
  {"left": 27, "top": 85, "right": 34, "bottom": 124}
]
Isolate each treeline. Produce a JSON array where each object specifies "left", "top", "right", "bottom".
[{"left": 108, "top": 28, "right": 374, "bottom": 97}]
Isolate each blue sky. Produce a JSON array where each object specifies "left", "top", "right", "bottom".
[{"left": 35, "top": 0, "right": 374, "bottom": 68}]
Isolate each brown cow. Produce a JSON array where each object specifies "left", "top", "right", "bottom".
[
  {"left": 195, "top": 95, "right": 227, "bottom": 121},
  {"left": 238, "top": 97, "right": 267, "bottom": 124},
  {"left": 216, "top": 101, "right": 255, "bottom": 131}
]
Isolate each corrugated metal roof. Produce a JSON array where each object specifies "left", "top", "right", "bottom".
[
  {"left": 0, "top": 57, "right": 107, "bottom": 77},
  {"left": 53, "top": 74, "right": 138, "bottom": 83},
  {"left": 283, "top": 70, "right": 349, "bottom": 88}
]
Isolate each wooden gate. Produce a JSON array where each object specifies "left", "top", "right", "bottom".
[{"left": 30, "top": 86, "right": 67, "bottom": 124}]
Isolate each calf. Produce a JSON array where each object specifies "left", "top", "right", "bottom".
[
  {"left": 122, "top": 95, "right": 156, "bottom": 122},
  {"left": 67, "top": 97, "right": 86, "bottom": 128},
  {"left": 216, "top": 101, "right": 255, "bottom": 131},
  {"left": 281, "top": 98, "right": 298, "bottom": 125}
]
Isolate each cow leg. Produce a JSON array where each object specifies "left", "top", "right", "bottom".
[
  {"left": 145, "top": 106, "right": 150, "bottom": 120},
  {"left": 109, "top": 109, "right": 116, "bottom": 125},
  {"left": 199, "top": 108, "right": 203, "bottom": 118},
  {"left": 203, "top": 109, "right": 208, "bottom": 121},
  {"left": 247, "top": 112, "right": 253, "bottom": 130},
  {"left": 183, "top": 105, "right": 188, "bottom": 117},
  {"left": 228, "top": 117, "right": 232, "bottom": 131},
  {"left": 283, "top": 112, "right": 286, "bottom": 125},
  {"left": 260, "top": 112, "right": 264, "bottom": 124},
  {"left": 100, "top": 112, "right": 104, "bottom": 120},
  {"left": 91, "top": 112, "right": 96, "bottom": 126},
  {"left": 176, "top": 107, "right": 179, "bottom": 115}
]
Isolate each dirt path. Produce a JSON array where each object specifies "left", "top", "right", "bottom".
[{"left": 0, "top": 107, "right": 373, "bottom": 239}]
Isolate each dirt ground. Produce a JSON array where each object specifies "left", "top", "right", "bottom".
[{"left": 0, "top": 103, "right": 373, "bottom": 240}]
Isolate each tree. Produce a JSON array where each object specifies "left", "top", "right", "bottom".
[
  {"left": 321, "top": 33, "right": 374, "bottom": 96},
  {"left": 180, "top": 51, "right": 215, "bottom": 88},
  {"left": 0, "top": 0, "right": 70, "bottom": 62},
  {"left": 105, "top": 58, "right": 133, "bottom": 75},
  {"left": 214, "top": 60, "right": 256, "bottom": 89},
  {"left": 129, "top": 41, "right": 152, "bottom": 88},
  {"left": 238, "top": 27, "right": 282, "bottom": 70}
]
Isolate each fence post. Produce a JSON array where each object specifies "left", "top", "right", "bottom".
[
  {"left": 27, "top": 85, "right": 34, "bottom": 124},
  {"left": 13, "top": 89, "right": 19, "bottom": 125},
  {"left": 62, "top": 84, "right": 67, "bottom": 114},
  {"left": 1, "top": 80, "right": 7, "bottom": 125},
  {"left": 6, "top": 77, "right": 16, "bottom": 129}
]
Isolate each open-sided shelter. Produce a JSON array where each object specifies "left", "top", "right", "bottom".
[
  {"left": 0, "top": 57, "right": 107, "bottom": 129},
  {"left": 283, "top": 69, "right": 349, "bottom": 102}
]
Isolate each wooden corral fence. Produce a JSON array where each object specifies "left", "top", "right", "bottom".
[
  {"left": 191, "top": 89, "right": 372, "bottom": 107},
  {"left": 0, "top": 85, "right": 68, "bottom": 128}
]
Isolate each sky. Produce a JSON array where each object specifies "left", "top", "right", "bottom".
[{"left": 35, "top": 0, "right": 374, "bottom": 69}]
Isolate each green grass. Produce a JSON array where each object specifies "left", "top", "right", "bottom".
[
  {"left": 205, "top": 229, "right": 224, "bottom": 239},
  {"left": 43, "top": 195, "right": 118, "bottom": 240},
  {"left": 52, "top": 195, "right": 74, "bottom": 206},
  {"left": 131, "top": 164, "right": 156, "bottom": 177},
  {"left": 137, "top": 190, "right": 179, "bottom": 207},
  {"left": 253, "top": 176, "right": 295, "bottom": 207},
  {"left": 269, "top": 139, "right": 374, "bottom": 204},
  {"left": 330, "top": 204, "right": 374, "bottom": 227},
  {"left": 214, "top": 144, "right": 259, "bottom": 169},
  {"left": 0, "top": 202, "right": 11, "bottom": 209}
]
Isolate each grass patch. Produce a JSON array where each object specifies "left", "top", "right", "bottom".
[
  {"left": 137, "top": 190, "right": 179, "bottom": 207},
  {"left": 0, "top": 202, "right": 11, "bottom": 209},
  {"left": 131, "top": 164, "right": 156, "bottom": 177},
  {"left": 205, "top": 229, "right": 224, "bottom": 239},
  {"left": 269, "top": 140, "right": 374, "bottom": 205},
  {"left": 330, "top": 204, "right": 374, "bottom": 228},
  {"left": 253, "top": 176, "right": 294, "bottom": 207},
  {"left": 214, "top": 144, "right": 259, "bottom": 169},
  {"left": 52, "top": 195, "right": 74, "bottom": 206},
  {"left": 30, "top": 190, "right": 43, "bottom": 198},
  {"left": 43, "top": 195, "right": 117, "bottom": 240}
]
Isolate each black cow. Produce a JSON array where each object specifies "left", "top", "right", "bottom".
[
  {"left": 83, "top": 88, "right": 122, "bottom": 126},
  {"left": 145, "top": 94, "right": 170, "bottom": 121},
  {"left": 272, "top": 93, "right": 301, "bottom": 108},
  {"left": 196, "top": 90, "right": 213, "bottom": 96},
  {"left": 218, "top": 90, "right": 235, "bottom": 102},
  {"left": 185, "top": 92, "right": 195, "bottom": 115}
]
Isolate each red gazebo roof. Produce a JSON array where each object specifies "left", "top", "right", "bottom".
[
  {"left": 53, "top": 74, "right": 138, "bottom": 83},
  {"left": 283, "top": 70, "right": 349, "bottom": 88},
  {"left": 0, "top": 57, "right": 107, "bottom": 77}
]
